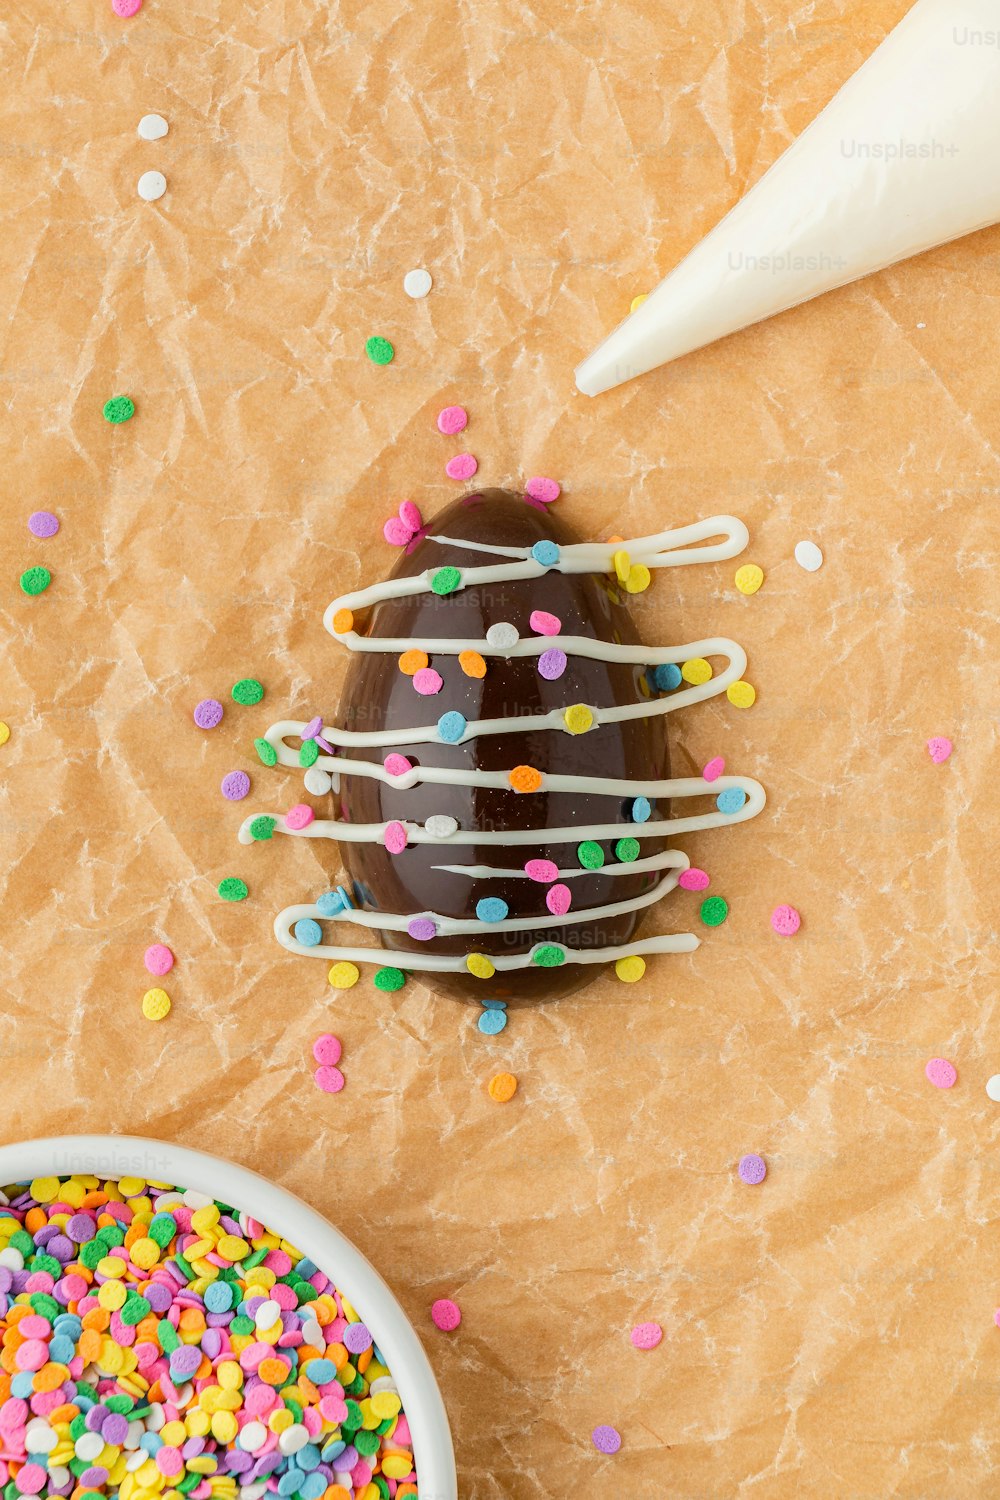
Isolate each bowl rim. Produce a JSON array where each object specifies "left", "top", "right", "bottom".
[{"left": 0, "top": 1133, "right": 457, "bottom": 1500}]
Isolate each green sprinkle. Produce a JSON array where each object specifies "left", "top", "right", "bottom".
[
  {"left": 104, "top": 1394, "right": 134, "bottom": 1414},
  {"left": 430, "top": 566, "right": 461, "bottom": 596},
  {"left": 354, "top": 1430, "right": 380, "bottom": 1457},
  {"left": 148, "top": 1212, "right": 177, "bottom": 1247},
  {"left": 343, "top": 1399, "right": 364, "bottom": 1431},
  {"left": 103, "top": 395, "right": 135, "bottom": 424},
  {"left": 374, "top": 966, "right": 405, "bottom": 992},
  {"left": 230, "top": 1315, "right": 255, "bottom": 1336},
  {"left": 365, "top": 336, "right": 394, "bottom": 365},
  {"left": 372, "top": 1478, "right": 391, "bottom": 1500},
  {"left": 232, "top": 678, "right": 264, "bottom": 705},
  {"left": 242, "top": 1247, "right": 269, "bottom": 1270},
  {"left": 299, "top": 738, "right": 319, "bottom": 768},
  {"left": 120, "top": 1294, "right": 151, "bottom": 1326},
  {"left": 254, "top": 737, "right": 278, "bottom": 767},
  {"left": 29, "top": 1293, "right": 60, "bottom": 1321},
  {"left": 20, "top": 566, "right": 51, "bottom": 596},
  {"left": 173, "top": 1251, "right": 194, "bottom": 1280},
  {"left": 533, "top": 944, "right": 566, "bottom": 967},
  {"left": 177, "top": 1475, "right": 201, "bottom": 1495},
  {"left": 615, "top": 837, "right": 640, "bottom": 863},
  {"left": 9, "top": 1230, "right": 33, "bottom": 1256},
  {"left": 700, "top": 895, "right": 729, "bottom": 927},
  {"left": 283, "top": 1397, "right": 303, "bottom": 1423},
  {"left": 344, "top": 1372, "right": 366, "bottom": 1397},
  {"left": 29, "top": 1253, "right": 60, "bottom": 1279},
  {"left": 68, "top": 1458, "right": 88, "bottom": 1479},
  {"left": 249, "top": 815, "right": 276, "bottom": 841},
  {"left": 79, "top": 1241, "right": 104, "bottom": 1270},
  {"left": 97, "top": 1224, "right": 125, "bottom": 1248},
  {"left": 577, "top": 840, "right": 605, "bottom": 870},
  {"left": 218, "top": 877, "right": 249, "bottom": 902},
  {"left": 69, "top": 1415, "right": 89, "bottom": 1441}
]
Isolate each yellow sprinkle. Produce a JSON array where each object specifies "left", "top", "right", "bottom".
[
  {"left": 727, "top": 680, "right": 756, "bottom": 709},
  {"left": 118, "top": 1175, "right": 146, "bottom": 1197},
  {"left": 217, "top": 1234, "right": 249, "bottom": 1261},
  {"left": 371, "top": 1391, "right": 401, "bottom": 1420},
  {"left": 159, "top": 1423, "right": 186, "bottom": 1448},
  {"left": 734, "top": 563, "right": 764, "bottom": 595},
  {"left": 466, "top": 953, "right": 495, "bottom": 980},
  {"left": 630, "top": 293, "right": 648, "bottom": 313},
  {"left": 681, "top": 658, "right": 712, "bottom": 686},
  {"left": 142, "top": 987, "right": 171, "bottom": 1021},
  {"left": 130, "top": 1237, "right": 160, "bottom": 1270},
  {"left": 186, "top": 1409, "right": 211, "bottom": 1438},
  {"left": 625, "top": 564, "right": 651, "bottom": 594},
  {"left": 615, "top": 956, "right": 646, "bottom": 983},
  {"left": 217, "top": 1361, "right": 244, "bottom": 1390},
  {"left": 268, "top": 1408, "right": 294, "bottom": 1434},
  {"left": 97, "top": 1280, "right": 128, "bottom": 1310},
  {"left": 97, "top": 1255, "right": 127, "bottom": 1280},
  {"left": 328, "top": 961, "right": 359, "bottom": 989},
  {"left": 211, "top": 1412, "right": 238, "bottom": 1445},
  {"left": 612, "top": 549, "right": 631, "bottom": 584},
  {"left": 563, "top": 703, "right": 594, "bottom": 735},
  {"left": 29, "top": 1176, "right": 60, "bottom": 1204},
  {"left": 382, "top": 1456, "right": 413, "bottom": 1480}
]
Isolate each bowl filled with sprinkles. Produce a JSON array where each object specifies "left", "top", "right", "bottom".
[{"left": 0, "top": 1137, "right": 456, "bottom": 1500}]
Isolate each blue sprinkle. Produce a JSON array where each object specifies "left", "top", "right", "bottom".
[
  {"left": 294, "top": 917, "right": 323, "bottom": 946},
  {"left": 531, "top": 540, "right": 560, "bottom": 567},
  {"left": 305, "top": 1357, "right": 335, "bottom": 1385},
  {"left": 297, "top": 1446, "right": 322, "bottom": 1473},
  {"left": 140, "top": 1433, "right": 163, "bottom": 1455},
  {"left": 438, "top": 711, "right": 467, "bottom": 743},
  {"left": 277, "top": 1472, "right": 302, "bottom": 1497},
  {"left": 205, "top": 1281, "right": 234, "bottom": 1313},
  {"left": 321, "top": 1440, "right": 346, "bottom": 1464},
  {"left": 653, "top": 663, "right": 682, "bottom": 691},
  {"left": 478, "top": 1008, "right": 508, "bottom": 1035},
  {"left": 300, "top": 1475, "right": 326, "bottom": 1499},
  {"left": 297, "top": 1257, "right": 318, "bottom": 1278},
  {"left": 476, "top": 897, "right": 509, "bottom": 923},
  {"left": 316, "top": 890, "right": 345, "bottom": 917},
  {"left": 10, "top": 1372, "right": 34, "bottom": 1398},
  {"left": 717, "top": 787, "right": 747, "bottom": 815},
  {"left": 49, "top": 1334, "right": 76, "bottom": 1363},
  {"left": 481, "top": 998, "right": 508, "bottom": 1009},
  {"left": 631, "top": 796, "right": 651, "bottom": 823}
]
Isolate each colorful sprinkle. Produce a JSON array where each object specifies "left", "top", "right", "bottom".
[
  {"left": 254, "top": 736, "right": 278, "bottom": 766},
  {"left": 738, "top": 1153, "right": 767, "bottom": 1185},
  {"left": 529, "top": 609, "right": 561, "bottom": 635},
  {"left": 103, "top": 395, "right": 134, "bottom": 423},
  {"left": 716, "top": 787, "right": 747, "bottom": 815},
  {"left": 794, "top": 540, "right": 823, "bottom": 572},
  {"left": 144, "top": 943, "right": 174, "bottom": 976},
  {"left": 19, "top": 567, "right": 50, "bottom": 596},
  {"left": 231, "top": 678, "right": 264, "bottom": 705},
  {"left": 652, "top": 664, "right": 681, "bottom": 691},
  {"left": 249, "top": 815, "right": 276, "bottom": 841},
  {"left": 525, "top": 858, "right": 558, "bottom": 882},
  {"left": 436, "top": 405, "right": 468, "bottom": 435},
  {"left": 681, "top": 658, "right": 712, "bottom": 686},
  {"left": 431, "top": 1298, "right": 462, "bottom": 1331},
  {"left": 404, "top": 267, "right": 433, "bottom": 297},
  {"left": 285, "top": 803, "right": 315, "bottom": 830},
  {"left": 112, "top": 0, "right": 143, "bottom": 15},
  {"left": 546, "top": 884, "right": 572, "bottom": 916},
  {"left": 365, "top": 335, "right": 394, "bottom": 364},
  {"left": 137, "top": 170, "right": 167, "bottom": 202},
  {"left": 538, "top": 648, "right": 567, "bottom": 680},
  {"left": 425, "top": 814, "right": 458, "bottom": 838},
  {"left": 615, "top": 837, "right": 640, "bottom": 863},
  {"left": 413, "top": 666, "right": 444, "bottom": 695},
  {"left": 467, "top": 953, "right": 496, "bottom": 979},
  {"left": 445, "top": 453, "right": 478, "bottom": 481},
  {"left": 770, "top": 904, "right": 801, "bottom": 936},
  {"left": 304, "top": 766, "right": 333, "bottom": 795},
  {"left": 384, "top": 821, "right": 408, "bottom": 854},
  {"left": 531, "top": 540, "right": 560, "bottom": 566},
  {"left": 700, "top": 896, "right": 729, "bottom": 927},
  {"left": 727, "top": 680, "right": 756, "bottom": 708},
  {"left": 478, "top": 1008, "right": 508, "bottom": 1035},
  {"left": 328, "top": 960, "right": 360, "bottom": 987},
  {"left": 374, "top": 966, "right": 406, "bottom": 991},
  {"left": 314, "top": 1064, "right": 345, "bottom": 1094},
  {"left": 533, "top": 944, "right": 566, "bottom": 967},
  {"left": 986, "top": 1075, "right": 1000, "bottom": 1102},
  {"left": 927, "top": 736, "right": 953, "bottom": 764},
  {"left": 221, "top": 770, "right": 251, "bottom": 801},
  {"left": 678, "top": 868, "right": 709, "bottom": 891},
  {"left": 332, "top": 606, "right": 354, "bottom": 633},
  {"left": 141, "top": 987, "right": 171, "bottom": 1021},
  {"left": 591, "top": 1425, "right": 622, "bottom": 1455},
  {"left": 408, "top": 917, "right": 437, "bottom": 941},
  {"left": 630, "top": 1322, "right": 663, "bottom": 1349},
  {"left": 703, "top": 756, "right": 725, "bottom": 782},
  {"left": 194, "top": 698, "right": 224, "bottom": 729},
  {"left": 925, "top": 1057, "right": 957, "bottom": 1089},
  {"left": 384, "top": 752, "right": 413, "bottom": 778},
  {"left": 488, "top": 1072, "right": 518, "bottom": 1102},
  {"left": 577, "top": 841, "right": 604, "bottom": 869},
  {"left": 459, "top": 649, "right": 487, "bottom": 677},
  {"left": 294, "top": 918, "right": 322, "bottom": 946},
  {"left": 735, "top": 564, "right": 764, "bottom": 595},
  {"left": 486, "top": 621, "right": 519, "bottom": 651},
  {"left": 313, "top": 1035, "right": 342, "bottom": 1067},
  {"left": 625, "top": 564, "right": 651, "bottom": 594},
  {"left": 430, "top": 566, "right": 462, "bottom": 595},
  {"left": 509, "top": 765, "right": 543, "bottom": 793},
  {"left": 476, "top": 897, "right": 509, "bottom": 923},
  {"left": 438, "top": 710, "right": 467, "bottom": 743},
  {"left": 138, "top": 112, "right": 168, "bottom": 139},
  {"left": 630, "top": 293, "right": 648, "bottom": 312},
  {"left": 299, "top": 738, "right": 319, "bottom": 768},
  {"left": 564, "top": 703, "right": 594, "bottom": 735},
  {"left": 217, "top": 876, "right": 248, "bottom": 901},
  {"left": 525, "top": 477, "right": 560, "bottom": 504},
  {"left": 0, "top": 723, "right": 9, "bottom": 746},
  {"left": 27, "top": 511, "right": 59, "bottom": 539},
  {"left": 615, "top": 956, "right": 645, "bottom": 983}
]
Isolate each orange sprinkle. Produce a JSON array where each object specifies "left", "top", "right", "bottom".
[
  {"left": 509, "top": 765, "right": 542, "bottom": 794},
  {"left": 24, "top": 1207, "right": 46, "bottom": 1233},
  {"left": 47, "top": 1404, "right": 80, "bottom": 1425},
  {"left": 396, "top": 1486, "right": 419, "bottom": 1499},
  {"left": 33, "top": 1363, "right": 68, "bottom": 1393},
  {"left": 458, "top": 650, "right": 486, "bottom": 678},
  {"left": 82, "top": 1191, "right": 108, "bottom": 1208},
  {"left": 332, "top": 608, "right": 354, "bottom": 634},
  {"left": 326, "top": 1488, "right": 352, "bottom": 1500},
  {"left": 82, "top": 1308, "right": 110, "bottom": 1332},
  {"left": 178, "top": 1308, "right": 206, "bottom": 1333},
  {"left": 488, "top": 1071, "right": 518, "bottom": 1103},
  {"left": 0, "top": 1351, "right": 16, "bottom": 1375},
  {"left": 78, "top": 1330, "right": 102, "bottom": 1363},
  {"left": 0, "top": 1374, "right": 11, "bottom": 1404},
  {"left": 356, "top": 1346, "right": 372, "bottom": 1374},
  {"left": 397, "top": 649, "right": 428, "bottom": 676},
  {"left": 257, "top": 1358, "right": 290, "bottom": 1386},
  {"left": 326, "top": 1342, "right": 349, "bottom": 1371}
]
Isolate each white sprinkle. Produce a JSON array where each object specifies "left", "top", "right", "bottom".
[
  {"left": 304, "top": 767, "right": 332, "bottom": 796},
  {"left": 138, "top": 113, "right": 169, "bottom": 141},
  {"left": 182, "top": 1189, "right": 212, "bottom": 1209},
  {"left": 987, "top": 1075, "right": 1000, "bottom": 1102},
  {"left": 0, "top": 1247, "right": 24, "bottom": 1271},
  {"left": 25, "top": 1422, "right": 57, "bottom": 1455},
  {"left": 47, "top": 1470, "right": 70, "bottom": 1490},
  {"left": 794, "top": 540, "right": 823, "bottom": 573},
  {"left": 254, "top": 1298, "right": 281, "bottom": 1329},
  {"left": 238, "top": 1421, "right": 268, "bottom": 1453},
  {"left": 403, "top": 268, "right": 432, "bottom": 298},
  {"left": 916, "top": 321, "right": 926, "bottom": 329},
  {"left": 278, "top": 1424, "right": 310, "bottom": 1457},
  {"left": 74, "top": 1433, "right": 105, "bottom": 1462},
  {"left": 486, "top": 621, "right": 519, "bottom": 650},
  {"left": 138, "top": 170, "right": 167, "bottom": 202},
  {"left": 425, "top": 814, "right": 458, "bottom": 839},
  {"left": 125, "top": 1449, "right": 147, "bottom": 1472}
]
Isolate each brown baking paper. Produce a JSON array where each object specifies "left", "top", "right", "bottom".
[{"left": 3, "top": 0, "right": 1000, "bottom": 1494}]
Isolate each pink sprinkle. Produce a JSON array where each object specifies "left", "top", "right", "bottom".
[
  {"left": 703, "top": 756, "right": 725, "bottom": 782},
  {"left": 407, "top": 917, "right": 437, "bottom": 941},
  {"left": 384, "top": 753, "right": 412, "bottom": 778},
  {"left": 538, "top": 648, "right": 567, "bottom": 681},
  {"left": 546, "top": 883, "right": 572, "bottom": 916},
  {"left": 398, "top": 499, "right": 422, "bottom": 531},
  {"left": 925, "top": 1057, "right": 957, "bottom": 1090},
  {"left": 525, "top": 858, "right": 559, "bottom": 883},
  {"left": 437, "top": 405, "right": 468, "bottom": 436},
  {"left": 413, "top": 667, "right": 443, "bottom": 696},
  {"left": 384, "top": 821, "right": 408, "bottom": 854},
  {"left": 111, "top": 0, "right": 142, "bottom": 14},
  {"left": 630, "top": 1321, "right": 663, "bottom": 1350},
  {"left": 770, "top": 904, "right": 801, "bottom": 936},
  {"left": 529, "top": 609, "right": 561, "bottom": 636},
  {"left": 431, "top": 1298, "right": 461, "bottom": 1331},
  {"left": 383, "top": 517, "right": 412, "bottom": 546},
  {"left": 14, "top": 1466, "right": 47, "bottom": 1496},
  {"left": 285, "top": 803, "right": 315, "bottom": 831},
  {"left": 313, "top": 1033, "right": 342, "bottom": 1066},
  {"left": 927, "top": 736, "right": 953, "bottom": 764},
  {"left": 993, "top": 1309, "right": 1000, "bottom": 1329},
  {"left": 314, "top": 1066, "right": 345, "bottom": 1094},
  {"left": 445, "top": 453, "right": 478, "bottom": 481},
  {"left": 678, "top": 868, "right": 709, "bottom": 892},
  {"left": 144, "top": 943, "right": 174, "bottom": 977},
  {"left": 525, "top": 476, "right": 560, "bottom": 504}
]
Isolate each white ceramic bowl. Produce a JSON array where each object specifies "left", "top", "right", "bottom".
[{"left": 0, "top": 1134, "right": 457, "bottom": 1500}]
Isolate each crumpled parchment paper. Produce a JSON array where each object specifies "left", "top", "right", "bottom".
[{"left": 3, "top": 0, "right": 1000, "bottom": 1494}]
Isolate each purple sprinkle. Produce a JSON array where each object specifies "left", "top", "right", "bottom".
[
  {"left": 182, "top": 1436, "right": 206, "bottom": 1460},
  {"left": 145, "top": 1283, "right": 172, "bottom": 1313},
  {"left": 66, "top": 1214, "right": 95, "bottom": 1243},
  {"left": 337, "top": 1447, "right": 359, "bottom": 1470},
  {"left": 407, "top": 918, "right": 437, "bottom": 942},
  {"left": 738, "top": 1153, "right": 767, "bottom": 1186},
  {"left": 170, "top": 1346, "right": 202, "bottom": 1377},
  {"left": 194, "top": 698, "right": 224, "bottom": 730},
  {"left": 79, "top": 1469, "right": 108, "bottom": 1489},
  {"left": 0, "top": 1269, "right": 11, "bottom": 1295},
  {"left": 221, "top": 770, "right": 251, "bottom": 801},
  {"left": 538, "top": 648, "right": 567, "bottom": 681},
  {"left": 85, "top": 1406, "right": 107, "bottom": 1433},
  {"left": 301, "top": 716, "right": 323, "bottom": 741},
  {"left": 591, "top": 1424, "right": 622, "bottom": 1454},
  {"left": 314, "top": 734, "right": 335, "bottom": 754},
  {"left": 46, "top": 1234, "right": 74, "bottom": 1263},
  {"left": 102, "top": 1413, "right": 129, "bottom": 1446},
  {"left": 201, "top": 1328, "right": 222, "bottom": 1359},
  {"left": 343, "top": 1322, "right": 372, "bottom": 1355},
  {"left": 28, "top": 510, "right": 59, "bottom": 539}
]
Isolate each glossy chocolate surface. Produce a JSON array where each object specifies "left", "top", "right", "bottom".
[{"left": 335, "top": 489, "right": 670, "bottom": 1001}]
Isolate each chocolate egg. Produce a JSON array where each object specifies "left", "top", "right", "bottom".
[{"left": 335, "top": 489, "right": 670, "bottom": 1002}]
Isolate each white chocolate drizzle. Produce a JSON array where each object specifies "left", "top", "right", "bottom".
[{"left": 243, "top": 512, "right": 765, "bottom": 977}]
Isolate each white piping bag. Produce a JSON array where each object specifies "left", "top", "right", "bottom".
[{"left": 576, "top": 0, "right": 1000, "bottom": 396}]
